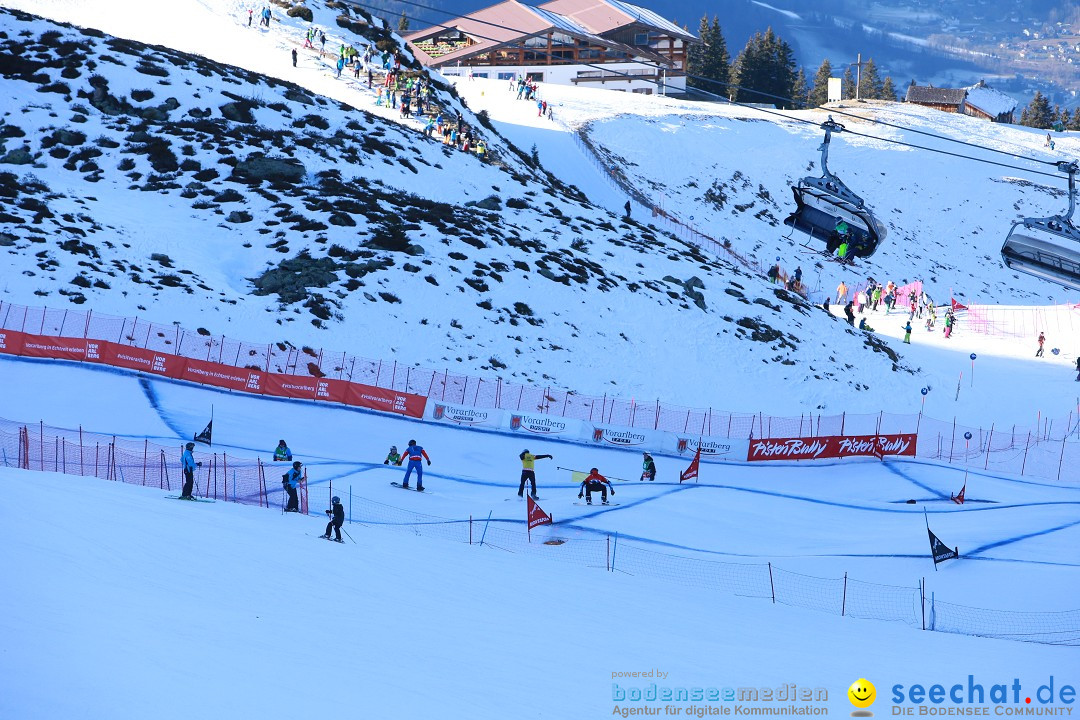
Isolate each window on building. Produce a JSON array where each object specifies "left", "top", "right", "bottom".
[
  {"left": 635, "top": 32, "right": 649, "bottom": 46},
  {"left": 526, "top": 72, "right": 544, "bottom": 82},
  {"left": 632, "top": 87, "right": 653, "bottom": 94},
  {"left": 497, "top": 72, "right": 516, "bottom": 80}
]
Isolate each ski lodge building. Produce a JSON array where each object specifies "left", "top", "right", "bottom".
[
  {"left": 904, "top": 81, "right": 1017, "bottom": 123},
  {"left": 404, "top": 0, "right": 698, "bottom": 95}
]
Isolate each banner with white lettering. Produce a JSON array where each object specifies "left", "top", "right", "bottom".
[{"left": 746, "top": 433, "right": 917, "bottom": 462}]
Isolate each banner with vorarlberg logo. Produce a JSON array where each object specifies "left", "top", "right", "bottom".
[
  {"left": 590, "top": 424, "right": 652, "bottom": 448},
  {"left": 507, "top": 412, "right": 579, "bottom": 436},
  {"left": 426, "top": 400, "right": 504, "bottom": 428},
  {"left": 668, "top": 436, "right": 748, "bottom": 460},
  {"left": 746, "top": 433, "right": 917, "bottom": 461}
]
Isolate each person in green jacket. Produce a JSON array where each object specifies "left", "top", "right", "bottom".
[{"left": 383, "top": 445, "right": 402, "bottom": 466}]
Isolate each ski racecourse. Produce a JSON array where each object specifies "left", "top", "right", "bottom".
[{"left": 0, "top": 0, "right": 1078, "bottom": 717}]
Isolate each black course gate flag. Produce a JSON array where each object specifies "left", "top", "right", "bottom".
[{"left": 925, "top": 509, "right": 959, "bottom": 568}]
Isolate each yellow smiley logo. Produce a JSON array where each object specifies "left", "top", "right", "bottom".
[{"left": 848, "top": 679, "right": 876, "bottom": 710}]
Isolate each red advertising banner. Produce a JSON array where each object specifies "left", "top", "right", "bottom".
[
  {"left": 262, "top": 373, "right": 349, "bottom": 404},
  {"left": 345, "top": 383, "right": 426, "bottom": 418},
  {"left": 181, "top": 358, "right": 261, "bottom": 393},
  {"left": 18, "top": 334, "right": 89, "bottom": 361},
  {"left": 746, "top": 433, "right": 918, "bottom": 462},
  {"left": 96, "top": 341, "right": 184, "bottom": 378},
  {"left": 0, "top": 329, "right": 26, "bottom": 355}
]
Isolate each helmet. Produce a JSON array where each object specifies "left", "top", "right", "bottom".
[
  {"left": 185, "top": 442, "right": 195, "bottom": 450},
  {"left": 523, "top": 449, "right": 530, "bottom": 454},
  {"left": 390, "top": 446, "right": 397, "bottom": 452},
  {"left": 408, "top": 439, "right": 416, "bottom": 445},
  {"left": 278, "top": 439, "right": 286, "bottom": 445},
  {"left": 293, "top": 461, "right": 302, "bottom": 468},
  {"left": 331, "top": 496, "right": 340, "bottom": 504},
  {"left": 590, "top": 467, "right": 598, "bottom": 474}
]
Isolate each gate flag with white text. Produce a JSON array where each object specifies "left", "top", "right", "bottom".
[{"left": 746, "top": 433, "right": 917, "bottom": 461}]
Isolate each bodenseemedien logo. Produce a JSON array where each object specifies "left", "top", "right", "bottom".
[{"left": 849, "top": 678, "right": 876, "bottom": 717}]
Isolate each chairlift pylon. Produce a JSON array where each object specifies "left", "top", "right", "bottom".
[
  {"left": 783, "top": 116, "right": 887, "bottom": 258},
  {"left": 1000, "top": 160, "right": 1080, "bottom": 291}
]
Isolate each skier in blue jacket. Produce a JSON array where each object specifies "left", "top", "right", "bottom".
[
  {"left": 283, "top": 461, "right": 302, "bottom": 512},
  {"left": 180, "top": 442, "right": 200, "bottom": 499},
  {"left": 401, "top": 440, "right": 431, "bottom": 491}
]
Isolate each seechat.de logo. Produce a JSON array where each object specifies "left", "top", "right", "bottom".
[{"left": 849, "top": 678, "right": 876, "bottom": 717}]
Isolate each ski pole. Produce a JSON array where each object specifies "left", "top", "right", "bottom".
[{"left": 342, "top": 528, "right": 356, "bottom": 544}]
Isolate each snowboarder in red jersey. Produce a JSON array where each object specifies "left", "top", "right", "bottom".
[{"left": 578, "top": 468, "right": 614, "bottom": 505}]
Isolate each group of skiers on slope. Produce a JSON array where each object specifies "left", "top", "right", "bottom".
[
  {"left": 827, "top": 277, "right": 960, "bottom": 341},
  {"left": 508, "top": 76, "right": 554, "bottom": 121},
  {"left": 767, "top": 262, "right": 805, "bottom": 295}
]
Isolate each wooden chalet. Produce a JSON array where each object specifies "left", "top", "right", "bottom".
[
  {"left": 904, "top": 84, "right": 968, "bottom": 113},
  {"left": 405, "top": 0, "right": 698, "bottom": 94}
]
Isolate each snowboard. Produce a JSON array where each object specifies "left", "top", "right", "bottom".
[
  {"left": 573, "top": 501, "right": 620, "bottom": 507},
  {"left": 167, "top": 495, "right": 215, "bottom": 503},
  {"left": 390, "top": 482, "right": 428, "bottom": 493}
]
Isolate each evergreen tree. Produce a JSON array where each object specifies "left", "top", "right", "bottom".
[
  {"left": 1070, "top": 107, "right": 1080, "bottom": 132},
  {"left": 841, "top": 66, "right": 856, "bottom": 101},
  {"left": 1021, "top": 91, "right": 1054, "bottom": 128},
  {"left": 397, "top": 9, "right": 409, "bottom": 34},
  {"left": 686, "top": 16, "right": 709, "bottom": 92},
  {"left": 857, "top": 58, "right": 883, "bottom": 100},
  {"left": 687, "top": 16, "right": 730, "bottom": 98},
  {"left": 791, "top": 67, "right": 809, "bottom": 108},
  {"left": 731, "top": 27, "right": 796, "bottom": 108},
  {"left": 880, "top": 76, "right": 898, "bottom": 101},
  {"left": 808, "top": 59, "right": 832, "bottom": 107}
]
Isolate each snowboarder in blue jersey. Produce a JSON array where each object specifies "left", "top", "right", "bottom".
[
  {"left": 401, "top": 440, "right": 430, "bottom": 491},
  {"left": 180, "top": 442, "right": 200, "bottom": 499},
  {"left": 283, "top": 461, "right": 302, "bottom": 512}
]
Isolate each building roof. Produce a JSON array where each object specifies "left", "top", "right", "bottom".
[
  {"left": 539, "top": 0, "right": 698, "bottom": 42},
  {"left": 405, "top": 0, "right": 632, "bottom": 68},
  {"left": 964, "top": 82, "right": 1017, "bottom": 117},
  {"left": 904, "top": 84, "right": 968, "bottom": 106}
]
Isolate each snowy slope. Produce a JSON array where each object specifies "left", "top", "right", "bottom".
[
  {"left": 0, "top": 5, "right": 932, "bottom": 419},
  {"left": 1, "top": 0, "right": 1079, "bottom": 429},
  {"left": 2, "top": 356, "right": 1078, "bottom": 719}
]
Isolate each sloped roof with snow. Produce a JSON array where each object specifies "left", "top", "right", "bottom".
[
  {"left": 904, "top": 85, "right": 967, "bottom": 106},
  {"left": 965, "top": 83, "right": 1017, "bottom": 117},
  {"left": 405, "top": 0, "right": 633, "bottom": 68},
  {"left": 539, "top": 0, "right": 698, "bottom": 42}
]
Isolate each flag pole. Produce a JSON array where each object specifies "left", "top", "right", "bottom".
[
  {"left": 924, "top": 508, "right": 938, "bottom": 572},
  {"left": 209, "top": 404, "right": 214, "bottom": 447}
]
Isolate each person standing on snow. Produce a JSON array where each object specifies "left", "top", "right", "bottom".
[
  {"left": 400, "top": 440, "right": 430, "bottom": 491},
  {"left": 291, "top": 48, "right": 297, "bottom": 67},
  {"left": 383, "top": 445, "right": 401, "bottom": 466},
  {"left": 836, "top": 281, "right": 848, "bottom": 304},
  {"left": 1075, "top": 356, "right": 1080, "bottom": 381},
  {"left": 902, "top": 320, "right": 912, "bottom": 344},
  {"left": 844, "top": 300, "right": 856, "bottom": 326},
  {"left": 180, "top": 442, "right": 201, "bottom": 499},
  {"left": 273, "top": 439, "right": 293, "bottom": 462},
  {"left": 283, "top": 461, "right": 302, "bottom": 512},
  {"left": 641, "top": 452, "right": 657, "bottom": 481},
  {"left": 321, "top": 496, "right": 345, "bottom": 542},
  {"left": 1036, "top": 332, "right": 1046, "bottom": 358},
  {"left": 578, "top": 468, "right": 614, "bottom": 505},
  {"left": 518, "top": 449, "right": 552, "bottom": 498}
]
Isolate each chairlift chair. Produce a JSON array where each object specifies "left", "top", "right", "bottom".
[
  {"left": 1000, "top": 160, "right": 1080, "bottom": 292},
  {"left": 784, "top": 117, "right": 887, "bottom": 258}
]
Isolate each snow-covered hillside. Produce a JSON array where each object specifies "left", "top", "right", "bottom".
[{"left": 0, "top": 4, "right": 933, "bottom": 417}]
